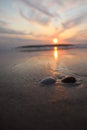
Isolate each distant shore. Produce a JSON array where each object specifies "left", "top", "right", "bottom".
[{"left": 16, "top": 44, "right": 74, "bottom": 52}]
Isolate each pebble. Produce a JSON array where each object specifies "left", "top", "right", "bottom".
[
  {"left": 40, "top": 77, "right": 56, "bottom": 85},
  {"left": 62, "top": 76, "right": 76, "bottom": 83}
]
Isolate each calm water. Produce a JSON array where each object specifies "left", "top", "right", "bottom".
[{"left": 0, "top": 48, "right": 87, "bottom": 130}]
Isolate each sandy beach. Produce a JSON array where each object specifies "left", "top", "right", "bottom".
[{"left": 0, "top": 48, "right": 87, "bottom": 130}]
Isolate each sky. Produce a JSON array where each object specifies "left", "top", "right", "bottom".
[{"left": 0, "top": 0, "right": 87, "bottom": 48}]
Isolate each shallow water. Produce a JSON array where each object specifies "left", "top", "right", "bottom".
[{"left": 0, "top": 48, "right": 87, "bottom": 130}]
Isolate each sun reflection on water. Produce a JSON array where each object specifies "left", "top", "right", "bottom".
[{"left": 54, "top": 47, "right": 58, "bottom": 61}]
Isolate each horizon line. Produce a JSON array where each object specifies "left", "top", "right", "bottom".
[{"left": 17, "top": 44, "right": 74, "bottom": 48}]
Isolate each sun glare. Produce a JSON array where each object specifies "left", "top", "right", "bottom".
[
  {"left": 54, "top": 47, "right": 58, "bottom": 61},
  {"left": 53, "top": 38, "right": 58, "bottom": 44}
]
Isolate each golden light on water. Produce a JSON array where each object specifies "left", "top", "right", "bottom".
[{"left": 54, "top": 47, "right": 58, "bottom": 61}]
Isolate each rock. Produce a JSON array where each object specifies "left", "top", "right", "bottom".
[
  {"left": 40, "top": 77, "right": 56, "bottom": 85},
  {"left": 62, "top": 76, "right": 76, "bottom": 83}
]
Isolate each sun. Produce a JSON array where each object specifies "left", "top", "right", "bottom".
[{"left": 53, "top": 38, "right": 58, "bottom": 44}]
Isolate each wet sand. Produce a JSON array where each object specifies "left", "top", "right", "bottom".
[{"left": 0, "top": 48, "right": 87, "bottom": 130}]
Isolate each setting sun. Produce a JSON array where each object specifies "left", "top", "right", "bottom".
[{"left": 53, "top": 38, "right": 58, "bottom": 44}]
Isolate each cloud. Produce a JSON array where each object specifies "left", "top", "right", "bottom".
[
  {"left": 51, "top": 0, "right": 65, "bottom": 6},
  {"left": 19, "top": 9, "right": 51, "bottom": 25},
  {"left": 62, "top": 13, "right": 87, "bottom": 29},
  {"left": 65, "top": 36, "right": 87, "bottom": 44},
  {"left": 17, "top": 0, "right": 61, "bottom": 26},
  {"left": 79, "top": 29, "right": 87, "bottom": 37},
  {"left": 1, "top": 0, "right": 87, "bottom": 46},
  {"left": 64, "top": 28, "right": 87, "bottom": 44},
  {"left": 0, "top": 27, "right": 27, "bottom": 35},
  {"left": 14, "top": 0, "right": 61, "bottom": 26},
  {"left": 50, "top": 0, "right": 84, "bottom": 10},
  {"left": 18, "top": 0, "right": 56, "bottom": 17},
  {"left": 55, "top": 11, "right": 87, "bottom": 36},
  {"left": 0, "top": 20, "right": 8, "bottom": 26},
  {"left": 0, "top": 35, "right": 49, "bottom": 50}
]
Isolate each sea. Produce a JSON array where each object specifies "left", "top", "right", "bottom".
[{"left": 0, "top": 45, "right": 87, "bottom": 130}]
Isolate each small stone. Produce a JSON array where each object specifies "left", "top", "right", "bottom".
[
  {"left": 62, "top": 76, "right": 76, "bottom": 83},
  {"left": 40, "top": 77, "right": 56, "bottom": 85}
]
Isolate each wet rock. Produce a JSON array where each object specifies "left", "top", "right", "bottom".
[
  {"left": 40, "top": 77, "right": 56, "bottom": 85},
  {"left": 62, "top": 76, "right": 76, "bottom": 83}
]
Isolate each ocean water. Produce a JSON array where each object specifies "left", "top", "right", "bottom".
[{"left": 0, "top": 47, "right": 87, "bottom": 130}]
